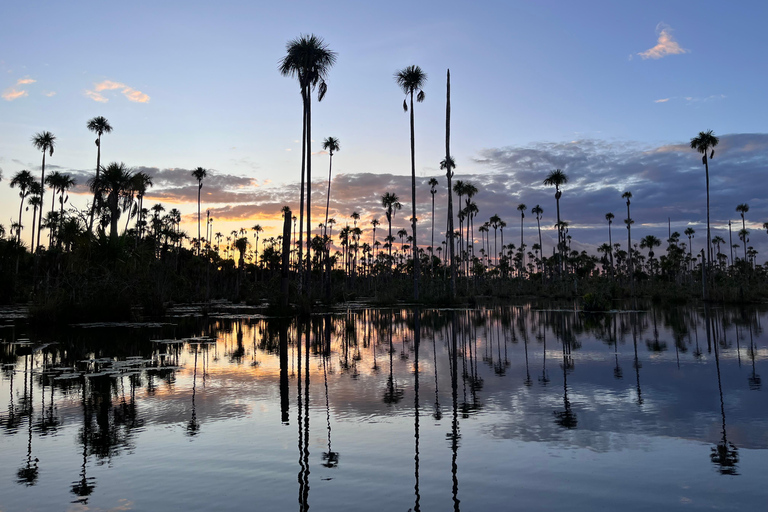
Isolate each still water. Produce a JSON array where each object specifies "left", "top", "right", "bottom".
[{"left": 1, "top": 302, "right": 766, "bottom": 511}]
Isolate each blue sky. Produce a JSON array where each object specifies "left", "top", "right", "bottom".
[{"left": 1, "top": 1, "right": 767, "bottom": 256}]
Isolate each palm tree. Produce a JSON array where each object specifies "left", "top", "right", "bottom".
[
  {"left": 395, "top": 65, "right": 427, "bottom": 299},
  {"left": 640, "top": 235, "right": 661, "bottom": 274},
  {"left": 690, "top": 130, "right": 720, "bottom": 277},
  {"left": 736, "top": 203, "right": 749, "bottom": 262},
  {"left": 532, "top": 205, "right": 543, "bottom": 271},
  {"left": 684, "top": 227, "right": 695, "bottom": 268},
  {"left": 463, "top": 183, "right": 478, "bottom": 274},
  {"left": 252, "top": 224, "right": 263, "bottom": 266},
  {"left": 622, "top": 191, "right": 633, "bottom": 277},
  {"left": 712, "top": 235, "right": 725, "bottom": 267},
  {"left": 489, "top": 214, "right": 501, "bottom": 266},
  {"left": 517, "top": 204, "right": 527, "bottom": 270},
  {"left": 89, "top": 162, "right": 134, "bottom": 241},
  {"left": 543, "top": 169, "right": 568, "bottom": 272},
  {"left": 86, "top": 116, "right": 113, "bottom": 232},
  {"left": 605, "top": 212, "right": 615, "bottom": 275},
  {"left": 26, "top": 183, "right": 42, "bottom": 250},
  {"left": 429, "top": 177, "right": 438, "bottom": 268},
  {"left": 10, "top": 170, "right": 34, "bottom": 244},
  {"left": 322, "top": 136, "right": 340, "bottom": 236},
  {"left": 31, "top": 131, "right": 56, "bottom": 251},
  {"left": 191, "top": 167, "right": 208, "bottom": 254},
  {"left": 381, "top": 192, "right": 401, "bottom": 269},
  {"left": 132, "top": 172, "right": 153, "bottom": 239},
  {"left": 280, "top": 34, "right": 337, "bottom": 289}
]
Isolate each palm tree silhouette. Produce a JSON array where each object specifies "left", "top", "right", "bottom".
[
  {"left": 605, "top": 212, "right": 614, "bottom": 275},
  {"left": 532, "top": 205, "right": 543, "bottom": 271},
  {"left": 429, "top": 177, "right": 439, "bottom": 270},
  {"left": 86, "top": 116, "right": 113, "bottom": 232},
  {"left": 382, "top": 192, "right": 401, "bottom": 270},
  {"left": 395, "top": 65, "right": 427, "bottom": 299},
  {"left": 89, "top": 162, "right": 134, "bottom": 241},
  {"left": 190, "top": 167, "right": 208, "bottom": 254},
  {"left": 735, "top": 203, "right": 749, "bottom": 262},
  {"left": 622, "top": 191, "right": 633, "bottom": 279},
  {"left": 441, "top": 154, "right": 457, "bottom": 296},
  {"left": 322, "top": 136, "right": 340, "bottom": 237},
  {"left": 280, "top": 34, "right": 337, "bottom": 292},
  {"left": 543, "top": 169, "right": 568, "bottom": 274},
  {"left": 10, "top": 170, "right": 34, "bottom": 244},
  {"left": 31, "top": 131, "right": 56, "bottom": 251},
  {"left": 517, "top": 204, "right": 527, "bottom": 271},
  {"left": 690, "top": 130, "right": 719, "bottom": 287},
  {"left": 26, "top": 183, "right": 42, "bottom": 250}
]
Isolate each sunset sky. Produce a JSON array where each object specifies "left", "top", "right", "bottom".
[{"left": 2, "top": 0, "right": 767, "bottom": 257}]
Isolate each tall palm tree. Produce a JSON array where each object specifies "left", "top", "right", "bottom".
[
  {"left": 684, "top": 227, "right": 695, "bottom": 268},
  {"left": 322, "top": 136, "right": 340, "bottom": 236},
  {"left": 131, "top": 172, "right": 153, "bottom": 239},
  {"left": 622, "top": 191, "right": 633, "bottom": 277},
  {"left": 252, "top": 224, "right": 263, "bottom": 266},
  {"left": 543, "top": 169, "right": 568, "bottom": 272},
  {"left": 280, "top": 34, "right": 337, "bottom": 289},
  {"left": 690, "top": 130, "right": 719, "bottom": 276},
  {"left": 440, "top": 156, "right": 456, "bottom": 287},
  {"left": 489, "top": 214, "right": 501, "bottom": 266},
  {"left": 640, "top": 235, "right": 661, "bottom": 274},
  {"left": 605, "top": 212, "right": 615, "bottom": 275},
  {"left": 191, "top": 167, "right": 208, "bottom": 255},
  {"left": 532, "top": 205, "right": 543, "bottom": 270},
  {"left": 395, "top": 65, "right": 427, "bottom": 300},
  {"left": 736, "top": 203, "right": 749, "bottom": 262},
  {"left": 381, "top": 192, "right": 401, "bottom": 269},
  {"left": 86, "top": 116, "right": 113, "bottom": 232},
  {"left": 10, "top": 170, "right": 34, "bottom": 244},
  {"left": 89, "top": 162, "right": 134, "bottom": 241},
  {"left": 31, "top": 131, "right": 56, "bottom": 251}
]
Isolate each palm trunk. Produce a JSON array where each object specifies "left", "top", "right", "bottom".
[
  {"left": 89, "top": 134, "right": 101, "bottom": 233},
  {"left": 445, "top": 70, "right": 456, "bottom": 299},
  {"left": 409, "top": 90, "right": 420, "bottom": 300},
  {"left": 36, "top": 152, "right": 45, "bottom": 251},
  {"left": 741, "top": 215, "right": 747, "bottom": 262},
  {"left": 626, "top": 202, "right": 632, "bottom": 278},
  {"left": 30, "top": 204, "right": 38, "bottom": 251},
  {"left": 306, "top": 88, "right": 313, "bottom": 291},
  {"left": 48, "top": 184, "right": 56, "bottom": 248},
  {"left": 431, "top": 194, "right": 435, "bottom": 274},
  {"left": 17, "top": 196, "right": 24, "bottom": 245},
  {"left": 608, "top": 222, "right": 614, "bottom": 277},
  {"left": 555, "top": 194, "right": 561, "bottom": 276},
  {"left": 537, "top": 216, "right": 543, "bottom": 272},
  {"left": 298, "top": 89, "right": 307, "bottom": 287},
  {"left": 197, "top": 185, "right": 202, "bottom": 255}
]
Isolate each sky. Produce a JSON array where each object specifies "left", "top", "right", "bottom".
[{"left": 1, "top": 0, "right": 767, "bottom": 259}]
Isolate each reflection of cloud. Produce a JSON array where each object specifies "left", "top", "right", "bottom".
[
  {"left": 85, "top": 80, "right": 150, "bottom": 103},
  {"left": 638, "top": 23, "right": 689, "bottom": 60},
  {"left": 2, "top": 87, "right": 27, "bottom": 101}
]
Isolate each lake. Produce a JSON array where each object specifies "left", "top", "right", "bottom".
[{"left": 1, "top": 302, "right": 766, "bottom": 511}]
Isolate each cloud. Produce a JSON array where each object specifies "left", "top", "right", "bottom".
[
  {"left": 638, "top": 23, "right": 689, "bottom": 60},
  {"left": 57, "top": 134, "right": 768, "bottom": 259},
  {"left": 44, "top": 91, "right": 56, "bottom": 97},
  {"left": 2, "top": 88, "right": 27, "bottom": 101},
  {"left": 654, "top": 98, "right": 670, "bottom": 103},
  {"left": 85, "top": 80, "right": 150, "bottom": 103},
  {"left": 16, "top": 77, "right": 36, "bottom": 85}
]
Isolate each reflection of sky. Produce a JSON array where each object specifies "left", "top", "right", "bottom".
[{"left": 1, "top": 304, "right": 767, "bottom": 510}]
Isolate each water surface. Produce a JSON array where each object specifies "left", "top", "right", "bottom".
[{"left": 1, "top": 303, "right": 766, "bottom": 511}]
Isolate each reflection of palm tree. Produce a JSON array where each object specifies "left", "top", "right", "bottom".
[
  {"left": 412, "top": 308, "right": 421, "bottom": 511},
  {"left": 553, "top": 335, "right": 577, "bottom": 429},
  {"left": 708, "top": 306, "right": 739, "bottom": 475},
  {"left": 746, "top": 314, "right": 761, "bottom": 390},
  {"left": 321, "top": 351, "right": 339, "bottom": 468},
  {"left": 631, "top": 312, "right": 643, "bottom": 405},
  {"left": 448, "top": 311, "right": 461, "bottom": 511},
  {"left": 186, "top": 346, "right": 200, "bottom": 436},
  {"left": 16, "top": 380, "right": 38, "bottom": 486},
  {"left": 383, "top": 313, "right": 404, "bottom": 405}
]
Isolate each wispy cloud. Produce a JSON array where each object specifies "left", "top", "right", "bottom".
[
  {"left": 44, "top": 91, "right": 56, "bottom": 97},
  {"left": 2, "top": 88, "right": 28, "bottom": 101},
  {"left": 638, "top": 23, "right": 689, "bottom": 60},
  {"left": 654, "top": 98, "right": 670, "bottom": 103},
  {"left": 2, "top": 76, "right": 37, "bottom": 101},
  {"left": 85, "top": 80, "right": 150, "bottom": 103}
]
